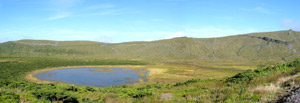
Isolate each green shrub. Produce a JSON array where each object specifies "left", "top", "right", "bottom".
[
  {"left": 224, "top": 98, "right": 233, "bottom": 103},
  {"left": 31, "top": 88, "right": 78, "bottom": 103},
  {"left": 126, "top": 89, "right": 153, "bottom": 98},
  {"left": 226, "top": 58, "right": 300, "bottom": 85},
  {"left": 251, "top": 94, "right": 261, "bottom": 102},
  {"left": 226, "top": 69, "right": 257, "bottom": 84},
  {"left": 0, "top": 91, "right": 20, "bottom": 103},
  {"left": 64, "top": 86, "right": 80, "bottom": 92},
  {"left": 173, "top": 78, "right": 201, "bottom": 86},
  {"left": 81, "top": 97, "right": 104, "bottom": 103},
  {"left": 85, "top": 87, "right": 96, "bottom": 92}
]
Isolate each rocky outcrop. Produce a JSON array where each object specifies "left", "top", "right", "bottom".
[
  {"left": 249, "top": 36, "right": 289, "bottom": 45},
  {"left": 270, "top": 86, "right": 300, "bottom": 103}
]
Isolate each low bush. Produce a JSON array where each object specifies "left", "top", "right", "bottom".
[
  {"left": 226, "top": 58, "right": 300, "bottom": 85},
  {"left": 0, "top": 91, "right": 20, "bottom": 103},
  {"left": 31, "top": 88, "right": 78, "bottom": 103}
]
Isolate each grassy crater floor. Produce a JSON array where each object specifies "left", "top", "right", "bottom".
[{"left": 1, "top": 57, "right": 299, "bottom": 102}]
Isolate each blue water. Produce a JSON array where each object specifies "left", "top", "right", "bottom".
[{"left": 34, "top": 68, "right": 148, "bottom": 87}]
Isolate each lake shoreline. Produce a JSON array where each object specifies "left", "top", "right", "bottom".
[{"left": 25, "top": 65, "right": 148, "bottom": 87}]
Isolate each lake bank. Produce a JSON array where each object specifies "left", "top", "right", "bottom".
[{"left": 25, "top": 65, "right": 149, "bottom": 86}]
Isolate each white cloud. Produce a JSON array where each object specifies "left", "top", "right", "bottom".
[
  {"left": 0, "top": 28, "right": 118, "bottom": 43},
  {"left": 36, "top": 29, "right": 118, "bottom": 42},
  {"left": 95, "top": 35, "right": 114, "bottom": 43},
  {"left": 241, "top": 7, "right": 272, "bottom": 14},
  {"left": 253, "top": 7, "right": 272, "bottom": 14},
  {"left": 0, "top": 26, "right": 257, "bottom": 43},
  {"left": 281, "top": 19, "right": 300, "bottom": 31},
  {"left": 84, "top": 4, "right": 115, "bottom": 11},
  {"left": 42, "top": 0, "right": 82, "bottom": 20},
  {"left": 41, "top": 1, "right": 138, "bottom": 19},
  {"left": 47, "top": 12, "right": 71, "bottom": 20},
  {"left": 0, "top": 31, "right": 27, "bottom": 42},
  {"left": 166, "top": 32, "right": 184, "bottom": 39},
  {"left": 215, "top": 16, "right": 233, "bottom": 20},
  {"left": 162, "top": 26, "right": 256, "bottom": 39},
  {"left": 185, "top": 27, "right": 242, "bottom": 37},
  {"left": 166, "top": 0, "right": 188, "bottom": 1},
  {"left": 0, "top": 38, "right": 9, "bottom": 43},
  {"left": 91, "top": 9, "right": 139, "bottom": 16},
  {"left": 152, "top": 19, "right": 164, "bottom": 22},
  {"left": 47, "top": 0, "right": 83, "bottom": 9}
]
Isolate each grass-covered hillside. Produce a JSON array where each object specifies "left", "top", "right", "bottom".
[
  {"left": 1, "top": 30, "right": 300, "bottom": 61},
  {"left": 1, "top": 30, "right": 300, "bottom": 102},
  {"left": 1, "top": 57, "right": 300, "bottom": 102}
]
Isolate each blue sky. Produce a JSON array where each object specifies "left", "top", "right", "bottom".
[{"left": 0, "top": 0, "right": 299, "bottom": 43}]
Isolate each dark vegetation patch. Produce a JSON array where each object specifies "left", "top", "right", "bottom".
[{"left": 249, "top": 36, "right": 290, "bottom": 45}]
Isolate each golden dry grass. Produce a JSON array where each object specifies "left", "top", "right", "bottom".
[
  {"left": 0, "top": 59, "right": 17, "bottom": 62},
  {"left": 148, "top": 68, "right": 167, "bottom": 76},
  {"left": 251, "top": 74, "right": 300, "bottom": 93},
  {"left": 251, "top": 83, "right": 280, "bottom": 93}
]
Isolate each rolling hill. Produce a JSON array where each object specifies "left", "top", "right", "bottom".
[
  {"left": 2, "top": 30, "right": 300, "bottom": 102},
  {"left": 1, "top": 29, "right": 300, "bottom": 61}
]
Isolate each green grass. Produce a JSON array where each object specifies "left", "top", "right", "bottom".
[
  {"left": 1, "top": 30, "right": 300, "bottom": 102},
  {"left": 1, "top": 30, "right": 299, "bottom": 61},
  {"left": 1, "top": 57, "right": 300, "bottom": 102}
]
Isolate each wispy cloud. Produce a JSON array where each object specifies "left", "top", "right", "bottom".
[
  {"left": 0, "top": 26, "right": 257, "bottom": 43},
  {"left": 41, "top": 0, "right": 81, "bottom": 21},
  {"left": 253, "top": 7, "right": 272, "bottom": 14},
  {"left": 47, "top": 12, "right": 71, "bottom": 20},
  {"left": 163, "top": 26, "right": 256, "bottom": 39},
  {"left": 241, "top": 6, "right": 272, "bottom": 14},
  {"left": 166, "top": 0, "right": 188, "bottom": 1},
  {"left": 42, "top": 1, "right": 138, "bottom": 20},
  {"left": 0, "top": 31, "right": 30, "bottom": 43},
  {"left": 185, "top": 27, "right": 243, "bottom": 37},
  {"left": 95, "top": 35, "right": 114, "bottom": 43},
  {"left": 84, "top": 4, "right": 115, "bottom": 11},
  {"left": 47, "top": 0, "right": 84, "bottom": 9},
  {"left": 215, "top": 16, "right": 233, "bottom": 20},
  {"left": 166, "top": 32, "right": 184, "bottom": 39},
  {"left": 91, "top": 9, "right": 139, "bottom": 16},
  {"left": 0, "top": 28, "right": 117, "bottom": 43},
  {"left": 34, "top": 29, "right": 116, "bottom": 42},
  {"left": 281, "top": 19, "right": 300, "bottom": 31},
  {"left": 152, "top": 19, "right": 164, "bottom": 22},
  {"left": 0, "top": 38, "right": 8, "bottom": 43}
]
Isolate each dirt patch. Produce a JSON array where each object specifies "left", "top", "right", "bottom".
[
  {"left": 148, "top": 68, "right": 167, "bottom": 76},
  {"left": 160, "top": 93, "right": 173, "bottom": 100}
]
